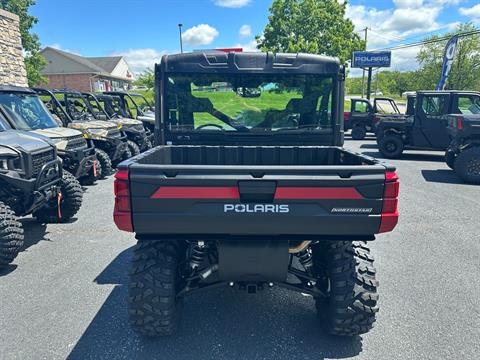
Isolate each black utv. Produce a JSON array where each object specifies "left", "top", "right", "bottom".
[
  {"left": 0, "top": 86, "right": 99, "bottom": 185},
  {"left": 113, "top": 52, "right": 400, "bottom": 338},
  {"left": 344, "top": 97, "right": 400, "bottom": 140},
  {"left": 445, "top": 95, "right": 480, "bottom": 183},
  {"left": 34, "top": 88, "right": 129, "bottom": 178},
  {"left": 376, "top": 91, "right": 479, "bottom": 158},
  {"left": 0, "top": 114, "right": 83, "bottom": 268},
  {"left": 82, "top": 93, "right": 152, "bottom": 154}
]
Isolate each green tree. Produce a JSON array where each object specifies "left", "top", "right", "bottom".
[
  {"left": 257, "top": 0, "right": 364, "bottom": 62},
  {"left": 0, "top": 0, "right": 47, "bottom": 86},
  {"left": 416, "top": 23, "right": 480, "bottom": 91},
  {"left": 133, "top": 68, "right": 154, "bottom": 89}
]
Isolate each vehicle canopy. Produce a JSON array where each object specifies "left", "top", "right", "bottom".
[{"left": 155, "top": 52, "right": 345, "bottom": 146}]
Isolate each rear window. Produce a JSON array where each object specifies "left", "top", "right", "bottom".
[{"left": 165, "top": 73, "right": 334, "bottom": 134}]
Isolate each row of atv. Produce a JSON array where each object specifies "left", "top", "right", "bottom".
[{"left": 0, "top": 86, "right": 155, "bottom": 270}]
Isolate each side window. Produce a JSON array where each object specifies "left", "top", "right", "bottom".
[
  {"left": 457, "top": 96, "right": 480, "bottom": 115},
  {"left": 421, "top": 96, "right": 446, "bottom": 116},
  {"left": 353, "top": 101, "right": 369, "bottom": 113}
]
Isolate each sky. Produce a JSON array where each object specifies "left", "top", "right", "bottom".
[{"left": 31, "top": 0, "right": 480, "bottom": 76}]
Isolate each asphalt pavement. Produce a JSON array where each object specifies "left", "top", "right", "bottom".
[{"left": 0, "top": 138, "right": 479, "bottom": 360}]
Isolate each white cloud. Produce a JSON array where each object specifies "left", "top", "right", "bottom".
[
  {"left": 111, "top": 48, "right": 167, "bottom": 74},
  {"left": 233, "top": 39, "right": 259, "bottom": 52},
  {"left": 393, "top": 0, "right": 423, "bottom": 9},
  {"left": 239, "top": 24, "right": 252, "bottom": 38},
  {"left": 213, "top": 0, "right": 250, "bottom": 8},
  {"left": 459, "top": 4, "right": 480, "bottom": 19},
  {"left": 182, "top": 24, "right": 219, "bottom": 46}
]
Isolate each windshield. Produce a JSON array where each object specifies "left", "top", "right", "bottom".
[
  {"left": 62, "top": 94, "right": 95, "bottom": 122},
  {"left": 165, "top": 74, "right": 334, "bottom": 133},
  {"left": 0, "top": 93, "right": 59, "bottom": 130},
  {"left": 0, "top": 113, "right": 11, "bottom": 131},
  {"left": 376, "top": 99, "right": 398, "bottom": 114}
]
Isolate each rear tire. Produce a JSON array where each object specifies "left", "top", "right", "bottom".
[
  {"left": 127, "top": 140, "right": 141, "bottom": 157},
  {"left": 378, "top": 134, "right": 404, "bottom": 158},
  {"left": 314, "top": 241, "right": 378, "bottom": 336},
  {"left": 445, "top": 149, "right": 456, "bottom": 170},
  {"left": 351, "top": 126, "right": 367, "bottom": 140},
  {"left": 128, "top": 240, "right": 183, "bottom": 337},
  {"left": 95, "top": 149, "right": 112, "bottom": 179},
  {"left": 0, "top": 202, "right": 24, "bottom": 269},
  {"left": 34, "top": 171, "right": 83, "bottom": 223},
  {"left": 454, "top": 146, "right": 480, "bottom": 184},
  {"left": 143, "top": 138, "right": 153, "bottom": 151}
]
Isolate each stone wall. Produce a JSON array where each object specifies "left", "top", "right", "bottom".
[{"left": 0, "top": 8, "right": 28, "bottom": 87}]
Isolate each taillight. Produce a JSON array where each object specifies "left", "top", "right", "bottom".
[
  {"left": 344, "top": 112, "right": 351, "bottom": 121},
  {"left": 113, "top": 169, "right": 133, "bottom": 232},
  {"left": 379, "top": 171, "right": 399, "bottom": 233},
  {"left": 456, "top": 116, "right": 464, "bottom": 130}
]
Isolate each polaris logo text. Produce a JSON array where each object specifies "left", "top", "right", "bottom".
[{"left": 224, "top": 204, "right": 290, "bottom": 213}]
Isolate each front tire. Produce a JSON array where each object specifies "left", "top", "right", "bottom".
[
  {"left": 128, "top": 241, "right": 183, "bottom": 337},
  {"left": 351, "top": 126, "right": 367, "bottom": 140},
  {"left": 445, "top": 149, "right": 456, "bottom": 170},
  {"left": 95, "top": 149, "right": 112, "bottom": 179},
  {"left": 378, "top": 134, "right": 404, "bottom": 158},
  {"left": 34, "top": 171, "right": 83, "bottom": 223},
  {"left": 454, "top": 146, "right": 480, "bottom": 184},
  {"left": 0, "top": 202, "right": 24, "bottom": 269},
  {"left": 314, "top": 241, "right": 378, "bottom": 336},
  {"left": 80, "top": 159, "right": 102, "bottom": 186},
  {"left": 127, "top": 140, "right": 141, "bottom": 157}
]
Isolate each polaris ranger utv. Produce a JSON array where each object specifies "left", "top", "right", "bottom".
[
  {"left": 0, "top": 113, "right": 83, "bottom": 268},
  {"left": 104, "top": 91, "right": 155, "bottom": 134},
  {"left": 0, "top": 86, "right": 98, "bottom": 185},
  {"left": 445, "top": 94, "right": 480, "bottom": 184},
  {"left": 376, "top": 91, "right": 480, "bottom": 158},
  {"left": 83, "top": 93, "right": 152, "bottom": 154},
  {"left": 35, "top": 88, "right": 129, "bottom": 178},
  {"left": 344, "top": 97, "right": 400, "bottom": 140},
  {"left": 113, "top": 52, "right": 400, "bottom": 337}
]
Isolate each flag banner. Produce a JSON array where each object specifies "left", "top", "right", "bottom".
[{"left": 436, "top": 35, "right": 459, "bottom": 90}]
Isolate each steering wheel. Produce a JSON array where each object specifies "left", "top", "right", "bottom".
[{"left": 196, "top": 123, "right": 224, "bottom": 131}]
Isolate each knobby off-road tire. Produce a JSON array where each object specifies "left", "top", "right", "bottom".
[
  {"left": 314, "top": 241, "right": 379, "bottom": 336},
  {"left": 454, "top": 146, "right": 480, "bottom": 184},
  {"left": 143, "top": 138, "right": 153, "bottom": 151},
  {"left": 34, "top": 171, "right": 83, "bottom": 223},
  {"left": 128, "top": 241, "right": 183, "bottom": 337},
  {"left": 0, "top": 202, "right": 24, "bottom": 268},
  {"left": 378, "top": 134, "right": 404, "bottom": 159},
  {"left": 95, "top": 149, "right": 112, "bottom": 179},
  {"left": 80, "top": 159, "right": 102, "bottom": 186},
  {"left": 127, "top": 140, "right": 141, "bottom": 157},
  {"left": 351, "top": 126, "right": 367, "bottom": 140},
  {"left": 445, "top": 149, "right": 456, "bottom": 170}
]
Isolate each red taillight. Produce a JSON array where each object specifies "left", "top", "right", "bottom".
[
  {"left": 379, "top": 171, "right": 399, "bottom": 233},
  {"left": 456, "top": 116, "right": 464, "bottom": 130},
  {"left": 113, "top": 169, "right": 133, "bottom": 232},
  {"left": 344, "top": 112, "right": 351, "bottom": 121}
]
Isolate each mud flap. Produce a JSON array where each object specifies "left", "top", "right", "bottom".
[{"left": 218, "top": 240, "right": 289, "bottom": 282}]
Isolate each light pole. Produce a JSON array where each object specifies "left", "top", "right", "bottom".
[{"left": 178, "top": 23, "right": 183, "bottom": 54}]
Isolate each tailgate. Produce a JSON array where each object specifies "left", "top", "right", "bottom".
[{"left": 125, "top": 164, "right": 395, "bottom": 237}]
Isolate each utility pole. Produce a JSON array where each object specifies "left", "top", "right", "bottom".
[
  {"left": 361, "top": 27, "right": 368, "bottom": 98},
  {"left": 178, "top": 23, "right": 183, "bottom": 54}
]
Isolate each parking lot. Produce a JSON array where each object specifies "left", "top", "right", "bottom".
[{"left": 0, "top": 138, "right": 479, "bottom": 360}]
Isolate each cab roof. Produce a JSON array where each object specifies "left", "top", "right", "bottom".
[
  {"left": 159, "top": 52, "right": 342, "bottom": 75},
  {"left": 0, "top": 85, "right": 36, "bottom": 94}
]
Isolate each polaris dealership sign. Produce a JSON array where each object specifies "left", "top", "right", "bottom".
[{"left": 352, "top": 51, "right": 392, "bottom": 68}]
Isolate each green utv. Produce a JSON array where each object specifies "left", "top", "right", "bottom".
[
  {"left": 34, "top": 88, "right": 130, "bottom": 178},
  {"left": 104, "top": 91, "right": 156, "bottom": 134},
  {"left": 0, "top": 114, "right": 83, "bottom": 268},
  {"left": 0, "top": 86, "right": 99, "bottom": 185},
  {"left": 82, "top": 93, "right": 152, "bottom": 155}
]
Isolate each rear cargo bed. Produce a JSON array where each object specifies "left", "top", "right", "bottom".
[{"left": 118, "top": 146, "right": 397, "bottom": 238}]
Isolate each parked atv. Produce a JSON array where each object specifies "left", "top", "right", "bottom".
[
  {"left": 82, "top": 93, "right": 152, "bottom": 154},
  {"left": 104, "top": 91, "right": 155, "bottom": 135},
  {"left": 0, "top": 114, "right": 83, "bottom": 268},
  {"left": 34, "top": 89, "right": 129, "bottom": 178},
  {"left": 0, "top": 86, "right": 99, "bottom": 185}
]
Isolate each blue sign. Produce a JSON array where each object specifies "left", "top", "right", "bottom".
[
  {"left": 352, "top": 51, "right": 392, "bottom": 68},
  {"left": 436, "top": 35, "right": 459, "bottom": 91}
]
